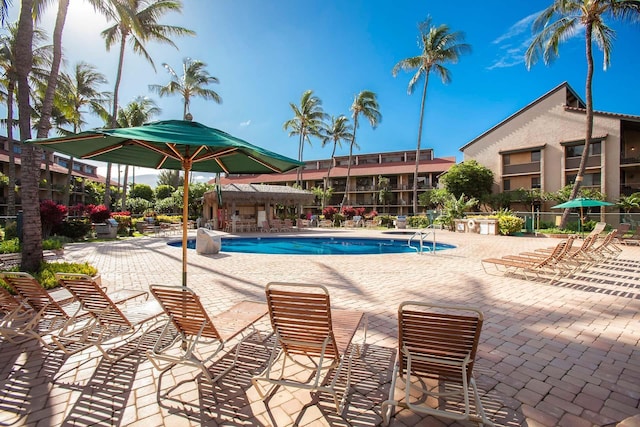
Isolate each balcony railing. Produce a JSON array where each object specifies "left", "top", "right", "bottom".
[
  {"left": 502, "top": 162, "right": 541, "bottom": 175},
  {"left": 621, "top": 156, "right": 640, "bottom": 165},
  {"left": 565, "top": 155, "right": 601, "bottom": 170}
]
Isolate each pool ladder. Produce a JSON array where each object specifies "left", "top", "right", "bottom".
[{"left": 407, "top": 227, "right": 437, "bottom": 254}]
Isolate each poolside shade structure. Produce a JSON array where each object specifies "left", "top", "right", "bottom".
[
  {"left": 551, "top": 198, "right": 614, "bottom": 234},
  {"left": 28, "top": 119, "right": 303, "bottom": 289}
]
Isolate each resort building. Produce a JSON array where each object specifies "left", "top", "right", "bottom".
[
  {"left": 218, "top": 149, "right": 456, "bottom": 216},
  {"left": 0, "top": 136, "right": 111, "bottom": 215},
  {"left": 460, "top": 82, "right": 640, "bottom": 209}
]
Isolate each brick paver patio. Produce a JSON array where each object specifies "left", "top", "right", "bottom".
[{"left": 0, "top": 229, "right": 638, "bottom": 426}]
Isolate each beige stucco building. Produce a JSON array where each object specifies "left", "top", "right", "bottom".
[{"left": 460, "top": 82, "right": 640, "bottom": 208}]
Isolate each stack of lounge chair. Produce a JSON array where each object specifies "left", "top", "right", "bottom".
[{"left": 481, "top": 227, "right": 624, "bottom": 283}]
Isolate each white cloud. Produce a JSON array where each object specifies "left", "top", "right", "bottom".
[
  {"left": 240, "top": 120, "right": 251, "bottom": 127},
  {"left": 488, "top": 11, "right": 540, "bottom": 70}
]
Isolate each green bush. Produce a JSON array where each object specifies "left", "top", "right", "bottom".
[
  {"left": 42, "top": 238, "right": 64, "bottom": 251},
  {"left": 0, "top": 238, "right": 20, "bottom": 253},
  {"left": 157, "top": 214, "right": 181, "bottom": 224},
  {"left": 407, "top": 215, "right": 430, "bottom": 228},
  {"left": 126, "top": 197, "right": 153, "bottom": 214},
  {"left": 4, "top": 220, "right": 18, "bottom": 240},
  {"left": 55, "top": 218, "right": 92, "bottom": 240},
  {"left": 35, "top": 262, "right": 98, "bottom": 289},
  {"left": 0, "top": 261, "right": 98, "bottom": 290},
  {"left": 498, "top": 215, "right": 524, "bottom": 236}
]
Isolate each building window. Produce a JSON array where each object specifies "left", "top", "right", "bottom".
[
  {"left": 73, "top": 163, "right": 81, "bottom": 171},
  {"left": 503, "top": 179, "right": 511, "bottom": 191},
  {"left": 531, "top": 176, "right": 541, "bottom": 189},
  {"left": 503, "top": 154, "right": 510, "bottom": 165},
  {"left": 13, "top": 145, "right": 22, "bottom": 154},
  {"left": 531, "top": 150, "right": 541, "bottom": 162},
  {"left": 566, "top": 172, "right": 601, "bottom": 186},
  {"left": 567, "top": 141, "right": 601, "bottom": 157}
]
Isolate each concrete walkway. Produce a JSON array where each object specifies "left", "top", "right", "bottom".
[{"left": 0, "top": 229, "right": 638, "bottom": 426}]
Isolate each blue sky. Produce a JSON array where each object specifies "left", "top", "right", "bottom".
[{"left": 7, "top": 1, "right": 640, "bottom": 182}]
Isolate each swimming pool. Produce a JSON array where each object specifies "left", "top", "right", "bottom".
[{"left": 170, "top": 236, "right": 455, "bottom": 255}]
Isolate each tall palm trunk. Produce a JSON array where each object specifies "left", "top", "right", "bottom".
[
  {"left": 560, "top": 23, "right": 594, "bottom": 228},
  {"left": 121, "top": 165, "right": 129, "bottom": 211},
  {"left": 323, "top": 143, "right": 337, "bottom": 209},
  {"left": 413, "top": 71, "right": 430, "bottom": 215},
  {"left": 37, "top": 0, "right": 69, "bottom": 203},
  {"left": 63, "top": 121, "right": 78, "bottom": 207},
  {"left": 341, "top": 115, "right": 359, "bottom": 209},
  {"left": 296, "top": 131, "right": 305, "bottom": 186},
  {"left": 16, "top": 0, "right": 42, "bottom": 271},
  {"left": 7, "top": 79, "right": 16, "bottom": 216},
  {"left": 105, "top": 32, "right": 128, "bottom": 207}
]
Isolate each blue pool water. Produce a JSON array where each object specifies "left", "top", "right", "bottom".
[{"left": 170, "top": 237, "right": 455, "bottom": 255}]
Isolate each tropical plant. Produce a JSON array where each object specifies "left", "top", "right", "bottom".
[
  {"left": 0, "top": 23, "right": 51, "bottom": 215},
  {"left": 40, "top": 200, "right": 68, "bottom": 239},
  {"left": 439, "top": 160, "right": 494, "bottom": 201},
  {"left": 392, "top": 16, "right": 470, "bottom": 215},
  {"left": 89, "top": 204, "right": 111, "bottom": 223},
  {"left": 378, "top": 176, "right": 391, "bottom": 213},
  {"left": 437, "top": 193, "right": 478, "bottom": 230},
  {"left": 526, "top": 0, "right": 640, "bottom": 228},
  {"left": 319, "top": 115, "right": 353, "bottom": 208},
  {"left": 116, "top": 96, "right": 161, "bottom": 210},
  {"left": 149, "top": 57, "right": 221, "bottom": 120},
  {"left": 155, "top": 184, "right": 175, "bottom": 200},
  {"left": 341, "top": 90, "right": 381, "bottom": 208},
  {"left": 157, "top": 169, "right": 183, "bottom": 187},
  {"left": 617, "top": 192, "right": 640, "bottom": 213},
  {"left": 283, "top": 90, "right": 326, "bottom": 185},
  {"left": 90, "top": 0, "right": 195, "bottom": 205},
  {"left": 128, "top": 183, "right": 155, "bottom": 201},
  {"left": 57, "top": 61, "right": 110, "bottom": 206}
]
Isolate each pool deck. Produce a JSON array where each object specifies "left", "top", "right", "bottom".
[{"left": 1, "top": 228, "right": 639, "bottom": 426}]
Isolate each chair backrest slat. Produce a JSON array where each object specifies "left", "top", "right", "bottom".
[
  {"left": 150, "top": 286, "right": 221, "bottom": 340},
  {"left": 399, "top": 303, "right": 482, "bottom": 383},
  {"left": 1, "top": 272, "right": 67, "bottom": 317},
  {"left": 266, "top": 283, "right": 338, "bottom": 358},
  {"left": 56, "top": 274, "right": 130, "bottom": 327},
  {"left": 0, "top": 287, "right": 21, "bottom": 314}
]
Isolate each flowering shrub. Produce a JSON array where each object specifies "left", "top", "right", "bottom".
[
  {"left": 40, "top": 200, "right": 68, "bottom": 239},
  {"left": 90, "top": 204, "right": 111, "bottom": 223},
  {"left": 322, "top": 206, "right": 338, "bottom": 220},
  {"left": 341, "top": 206, "right": 356, "bottom": 218},
  {"left": 366, "top": 210, "right": 378, "bottom": 218},
  {"left": 69, "top": 203, "right": 94, "bottom": 218}
]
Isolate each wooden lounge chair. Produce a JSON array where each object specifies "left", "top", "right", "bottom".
[
  {"left": 146, "top": 285, "right": 268, "bottom": 386},
  {"left": 0, "top": 272, "right": 96, "bottom": 348},
  {"left": 612, "top": 223, "right": 631, "bottom": 245},
  {"left": 252, "top": 282, "right": 366, "bottom": 413},
  {"left": 381, "top": 302, "right": 494, "bottom": 426},
  {"left": 620, "top": 225, "right": 640, "bottom": 246},
  {"left": 0, "top": 287, "right": 35, "bottom": 344},
  {"left": 481, "top": 240, "right": 567, "bottom": 282},
  {"left": 54, "top": 273, "right": 164, "bottom": 361}
]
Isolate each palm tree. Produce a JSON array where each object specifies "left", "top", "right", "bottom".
[
  {"left": 341, "top": 90, "right": 381, "bottom": 208},
  {"left": 319, "top": 115, "right": 353, "bottom": 209},
  {"left": 116, "top": 96, "right": 161, "bottom": 210},
  {"left": 149, "top": 58, "right": 221, "bottom": 120},
  {"left": 89, "top": 0, "right": 195, "bottom": 206},
  {"left": 0, "top": 1, "right": 9, "bottom": 26},
  {"left": 526, "top": 0, "right": 640, "bottom": 228},
  {"left": 57, "top": 62, "right": 110, "bottom": 206},
  {"left": 14, "top": 0, "right": 42, "bottom": 271},
  {"left": 392, "top": 17, "right": 470, "bottom": 215},
  {"left": 0, "top": 23, "right": 50, "bottom": 215},
  {"left": 283, "top": 90, "right": 326, "bottom": 186}
]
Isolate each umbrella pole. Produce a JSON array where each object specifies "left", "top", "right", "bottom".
[{"left": 182, "top": 163, "right": 191, "bottom": 289}]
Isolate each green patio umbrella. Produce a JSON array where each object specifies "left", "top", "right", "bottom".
[
  {"left": 551, "top": 197, "right": 614, "bottom": 233},
  {"left": 28, "top": 119, "right": 303, "bottom": 288}
]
